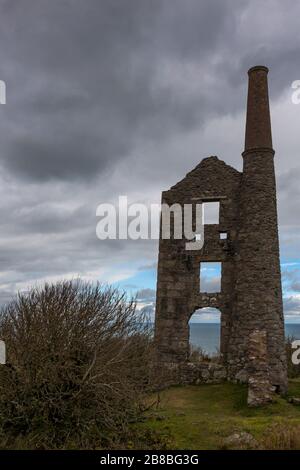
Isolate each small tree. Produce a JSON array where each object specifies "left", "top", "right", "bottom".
[{"left": 0, "top": 281, "right": 153, "bottom": 449}]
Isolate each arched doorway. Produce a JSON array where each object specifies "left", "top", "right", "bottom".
[{"left": 188, "top": 308, "right": 221, "bottom": 361}]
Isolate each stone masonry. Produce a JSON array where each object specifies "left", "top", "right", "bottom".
[
  {"left": 154, "top": 66, "right": 288, "bottom": 396},
  {"left": 247, "top": 330, "right": 275, "bottom": 406}
]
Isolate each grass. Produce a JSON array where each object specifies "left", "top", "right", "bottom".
[
  {"left": 135, "top": 379, "right": 300, "bottom": 449},
  {"left": 3, "top": 379, "right": 300, "bottom": 449}
]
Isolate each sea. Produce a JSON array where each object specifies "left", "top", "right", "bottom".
[{"left": 189, "top": 323, "right": 300, "bottom": 356}]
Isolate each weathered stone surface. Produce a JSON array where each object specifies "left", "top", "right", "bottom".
[
  {"left": 288, "top": 397, "right": 300, "bottom": 406},
  {"left": 247, "top": 330, "right": 276, "bottom": 406},
  {"left": 154, "top": 66, "right": 288, "bottom": 399},
  {"left": 179, "top": 361, "right": 227, "bottom": 385},
  {"left": 223, "top": 432, "right": 258, "bottom": 449}
]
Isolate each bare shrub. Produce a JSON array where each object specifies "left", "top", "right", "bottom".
[
  {"left": 189, "top": 345, "right": 220, "bottom": 363},
  {"left": 0, "top": 281, "right": 154, "bottom": 449}
]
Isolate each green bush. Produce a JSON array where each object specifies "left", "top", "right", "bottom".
[{"left": 0, "top": 281, "right": 153, "bottom": 449}]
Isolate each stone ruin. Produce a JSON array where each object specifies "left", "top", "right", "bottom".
[{"left": 154, "top": 66, "right": 288, "bottom": 404}]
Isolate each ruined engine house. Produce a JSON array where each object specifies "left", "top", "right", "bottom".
[{"left": 154, "top": 66, "right": 287, "bottom": 398}]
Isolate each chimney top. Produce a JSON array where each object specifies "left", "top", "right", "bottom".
[
  {"left": 243, "top": 65, "right": 273, "bottom": 154},
  {"left": 248, "top": 65, "right": 269, "bottom": 75}
]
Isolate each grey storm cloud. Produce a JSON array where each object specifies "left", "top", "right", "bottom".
[
  {"left": 200, "top": 276, "right": 221, "bottom": 294},
  {"left": 136, "top": 288, "right": 156, "bottom": 303},
  {"left": 0, "top": 0, "right": 299, "bottom": 312},
  {"left": 0, "top": 0, "right": 299, "bottom": 182},
  {"left": 282, "top": 269, "right": 300, "bottom": 292},
  {"left": 283, "top": 296, "right": 300, "bottom": 317},
  {"left": 291, "top": 283, "right": 300, "bottom": 293},
  {"left": 0, "top": 0, "right": 260, "bottom": 182}
]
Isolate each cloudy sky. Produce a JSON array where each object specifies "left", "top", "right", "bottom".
[{"left": 0, "top": 0, "right": 299, "bottom": 323}]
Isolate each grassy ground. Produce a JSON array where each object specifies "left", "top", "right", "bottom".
[
  {"left": 136, "top": 379, "right": 300, "bottom": 449},
  {"left": 3, "top": 380, "right": 300, "bottom": 449}
]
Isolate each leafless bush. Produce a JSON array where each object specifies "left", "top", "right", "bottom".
[
  {"left": 189, "top": 345, "right": 220, "bottom": 363},
  {"left": 0, "top": 281, "right": 154, "bottom": 449}
]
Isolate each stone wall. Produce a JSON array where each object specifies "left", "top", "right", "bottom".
[
  {"left": 154, "top": 156, "right": 241, "bottom": 367},
  {"left": 179, "top": 362, "right": 227, "bottom": 385},
  {"left": 153, "top": 361, "right": 227, "bottom": 387}
]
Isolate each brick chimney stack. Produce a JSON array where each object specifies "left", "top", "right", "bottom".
[
  {"left": 227, "top": 66, "right": 288, "bottom": 393},
  {"left": 244, "top": 66, "right": 273, "bottom": 153}
]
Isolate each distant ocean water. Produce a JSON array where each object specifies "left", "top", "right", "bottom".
[{"left": 189, "top": 323, "right": 300, "bottom": 356}]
